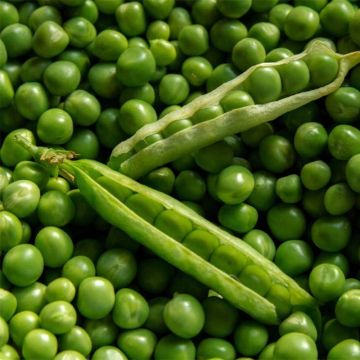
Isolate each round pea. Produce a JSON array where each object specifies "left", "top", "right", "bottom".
[
  {"left": 43, "top": 60, "right": 81, "bottom": 96},
  {"left": 154, "top": 334, "right": 196, "bottom": 360},
  {"left": 232, "top": 37, "right": 266, "bottom": 72},
  {"left": 306, "top": 53, "right": 339, "bottom": 88},
  {"left": 22, "top": 329, "right": 58, "bottom": 360},
  {"left": 243, "top": 229, "right": 276, "bottom": 260},
  {"left": 279, "top": 311, "right": 317, "bottom": 341},
  {"left": 276, "top": 174, "right": 302, "bottom": 204},
  {"left": 328, "top": 339, "right": 360, "bottom": 360},
  {"left": 77, "top": 276, "right": 115, "bottom": 320},
  {"left": 233, "top": 320, "right": 269, "bottom": 356},
  {"left": 1, "top": 23, "right": 32, "bottom": 58},
  {"left": 63, "top": 16, "right": 96, "bottom": 48},
  {"left": 273, "top": 332, "right": 317, "bottom": 360},
  {"left": 248, "top": 22, "right": 280, "bottom": 52},
  {"left": 335, "top": 289, "right": 360, "bottom": 327},
  {"left": 3, "top": 244, "right": 44, "bottom": 287},
  {"left": 324, "top": 183, "right": 355, "bottom": 215},
  {"left": 311, "top": 216, "right": 351, "bottom": 252},
  {"left": 178, "top": 24, "right": 208, "bottom": 56},
  {"left": 62, "top": 256, "right": 96, "bottom": 287},
  {"left": 116, "top": 46, "right": 156, "bottom": 87},
  {"left": 309, "top": 264, "right": 345, "bottom": 302},
  {"left": 112, "top": 288, "right": 149, "bottom": 329},
  {"left": 0, "top": 289, "right": 17, "bottom": 321},
  {"left": 328, "top": 125, "right": 360, "bottom": 161},
  {"left": 115, "top": 2, "right": 146, "bottom": 37},
  {"left": 197, "top": 338, "right": 236, "bottom": 360},
  {"left": 32, "top": 21, "right": 69, "bottom": 58},
  {"left": 300, "top": 160, "right": 331, "bottom": 190},
  {"left": 0, "top": 211, "right": 23, "bottom": 251},
  {"left": 65, "top": 129, "right": 100, "bottom": 159},
  {"left": 219, "top": 203, "right": 258, "bottom": 233}
]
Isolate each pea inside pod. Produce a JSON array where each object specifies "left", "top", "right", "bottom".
[{"left": 109, "top": 42, "right": 360, "bottom": 179}]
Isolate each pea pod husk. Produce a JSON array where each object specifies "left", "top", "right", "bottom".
[
  {"left": 17, "top": 137, "right": 318, "bottom": 325},
  {"left": 109, "top": 42, "right": 360, "bottom": 179}
]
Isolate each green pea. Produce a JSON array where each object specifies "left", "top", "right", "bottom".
[
  {"left": 141, "top": 167, "right": 175, "bottom": 194},
  {"left": 238, "top": 264, "right": 271, "bottom": 296},
  {"left": 269, "top": 4, "right": 293, "bottom": 30},
  {"left": 146, "top": 20, "right": 170, "bottom": 40},
  {"left": 92, "top": 346, "right": 127, "bottom": 360},
  {"left": 116, "top": 46, "right": 156, "bottom": 87},
  {"left": 3, "top": 180, "right": 40, "bottom": 218},
  {"left": 91, "top": 29, "right": 127, "bottom": 61},
  {"left": 12, "top": 282, "right": 47, "bottom": 314},
  {"left": 182, "top": 230, "right": 219, "bottom": 260},
  {"left": 154, "top": 334, "right": 196, "bottom": 360},
  {"left": 168, "top": 7, "right": 192, "bottom": 40},
  {"left": 278, "top": 60, "right": 310, "bottom": 96},
  {"left": 322, "top": 319, "right": 360, "bottom": 352},
  {"left": 15, "top": 82, "right": 49, "bottom": 121},
  {"left": 300, "top": 160, "right": 331, "bottom": 191},
  {"left": 218, "top": 203, "right": 258, "bottom": 233},
  {"left": 64, "top": 89, "right": 101, "bottom": 127},
  {"left": 275, "top": 174, "right": 302, "bottom": 204},
  {"left": 9, "top": 311, "right": 39, "bottom": 348},
  {"left": 63, "top": 16, "right": 96, "bottom": 48},
  {"left": 0, "top": 289, "right": 17, "bottom": 321},
  {"left": 233, "top": 320, "right": 269, "bottom": 357},
  {"left": 275, "top": 240, "right": 314, "bottom": 277},
  {"left": 329, "top": 125, "right": 360, "bottom": 160},
  {"left": 197, "top": 338, "right": 236, "bottom": 360},
  {"left": 115, "top": 2, "right": 146, "bottom": 36},
  {"left": 259, "top": 135, "right": 296, "bottom": 174},
  {"left": 324, "top": 183, "right": 355, "bottom": 215},
  {"left": 154, "top": 209, "right": 193, "bottom": 241},
  {"left": 1, "top": 23, "right": 32, "bottom": 58},
  {"left": 282, "top": 102, "right": 320, "bottom": 133},
  {"left": 40, "top": 301, "right": 77, "bottom": 335},
  {"left": 34, "top": 226, "right": 73, "bottom": 268},
  {"left": 311, "top": 216, "right": 351, "bottom": 252},
  {"left": 143, "top": 0, "right": 174, "bottom": 19},
  {"left": 43, "top": 61, "right": 81, "bottom": 96},
  {"left": 181, "top": 56, "right": 213, "bottom": 87},
  {"left": 29, "top": 6, "right": 62, "bottom": 31},
  {"left": 45, "top": 177, "right": 71, "bottom": 193},
  {"left": 246, "top": 66, "right": 282, "bottom": 104},
  {"left": 191, "top": 105, "right": 223, "bottom": 124},
  {"left": 0, "top": 211, "right": 23, "bottom": 252},
  {"left": 0, "top": 344, "right": 20, "bottom": 359},
  {"left": 36, "top": 109, "right": 73, "bottom": 145},
  {"left": 77, "top": 276, "right": 115, "bottom": 320},
  {"left": 62, "top": 255, "right": 95, "bottom": 287},
  {"left": 159, "top": 74, "right": 190, "bottom": 105},
  {"left": 335, "top": 289, "right": 360, "bottom": 327},
  {"left": 0, "top": 2, "right": 19, "bottom": 31},
  {"left": 284, "top": 6, "right": 320, "bottom": 41},
  {"left": 112, "top": 288, "right": 149, "bottom": 329},
  {"left": 20, "top": 57, "right": 50, "bottom": 83},
  {"left": 66, "top": 0, "right": 99, "bottom": 23},
  {"left": 3, "top": 244, "right": 44, "bottom": 287},
  {"left": 32, "top": 21, "right": 69, "bottom": 58},
  {"left": 306, "top": 52, "right": 339, "bottom": 87},
  {"left": 22, "top": 329, "right": 58, "bottom": 360},
  {"left": 232, "top": 37, "right": 266, "bottom": 72},
  {"left": 45, "top": 277, "right": 76, "bottom": 303},
  {"left": 328, "top": 339, "right": 360, "bottom": 360},
  {"left": 346, "top": 154, "right": 360, "bottom": 192},
  {"left": 178, "top": 24, "right": 208, "bottom": 56},
  {"left": 267, "top": 204, "right": 306, "bottom": 241},
  {"left": 83, "top": 316, "right": 118, "bottom": 349},
  {"left": 217, "top": 0, "right": 251, "bottom": 18},
  {"left": 57, "top": 49, "right": 90, "bottom": 78},
  {"left": 174, "top": 170, "right": 206, "bottom": 201},
  {"left": 294, "top": 122, "right": 328, "bottom": 159},
  {"left": 59, "top": 326, "right": 92, "bottom": 357},
  {"left": 117, "top": 328, "right": 157, "bottom": 360},
  {"left": 309, "top": 264, "right": 345, "bottom": 303},
  {"left": 220, "top": 90, "right": 254, "bottom": 112},
  {"left": 215, "top": 165, "right": 255, "bottom": 205},
  {"left": 206, "top": 63, "right": 238, "bottom": 92},
  {"left": 96, "top": 248, "right": 137, "bottom": 290},
  {"left": 243, "top": 229, "right": 276, "bottom": 261},
  {"left": 88, "top": 63, "right": 122, "bottom": 100},
  {"left": 144, "top": 297, "right": 169, "bottom": 335},
  {"left": 247, "top": 171, "right": 277, "bottom": 211},
  {"left": 210, "top": 19, "right": 247, "bottom": 53},
  {"left": 249, "top": 22, "right": 280, "bottom": 52},
  {"left": 280, "top": 311, "right": 317, "bottom": 341},
  {"left": 314, "top": 251, "right": 350, "bottom": 278},
  {"left": 0, "top": 70, "right": 14, "bottom": 109},
  {"left": 210, "top": 244, "right": 247, "bottom": 275}
]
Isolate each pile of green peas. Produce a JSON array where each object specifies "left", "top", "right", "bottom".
[{"left": 1, "top": 0, "right": 360, "bottom": 359}]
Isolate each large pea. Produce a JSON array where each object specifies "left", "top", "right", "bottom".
[
  {"left": 2, "top": 180, "right": 40, "bottom": 218},
  {"left": 278, "top": 60, "right": 310, "bottom": 95},
  {"left": 32, "top": 20, "right": 69, "bottom": 58},
  {"left": 238, "top": 264, "right": 272, "bottom": 296},
  {"left": 182, "top": 230, "right": 219, "bottom": 260},
  {"left": 306, "top": 52, "right": 339, "bottom": 87},
  {"left": 246, "top": 67, "right": 282, "bottom": 104},
  {"left": 0, "top": 211, "right": 23, "bottom": 252},
  {"left": 210, "top": 245, "right": 248, "bottom": 275},
  {"left": 328, "top": 125, "right": 360, "bottom": 160},
  {"left": 0, "top": 128, "right": 35, "bottom": 167},
  {"left": 154, "top": 209, "right": 193, "bottom": 241},
  {"left": 125, "top": 193, "right": 164, "bottom": 223}
]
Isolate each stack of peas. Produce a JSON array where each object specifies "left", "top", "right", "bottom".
[{"left": 0, "top": 0, "right": 360, "bottom": 359}]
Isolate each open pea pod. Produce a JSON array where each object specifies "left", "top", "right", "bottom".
[
  {"left": 109, "top": 42, "right": 360, "bottom": 179},
  {"left": 17, "top": 139, "right": 317, "bottom": 325}
]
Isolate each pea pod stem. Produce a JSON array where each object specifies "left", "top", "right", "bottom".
[{"left": 110, "top": 43, "right": 360, "bottom": 179}]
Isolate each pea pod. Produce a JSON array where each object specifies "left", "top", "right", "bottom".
[
  {"left": 18, "top": 139, "right": 316, "bottom": 325},
  {"left": 109, "top": 42, "right": 360, "bottom": 179}
]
